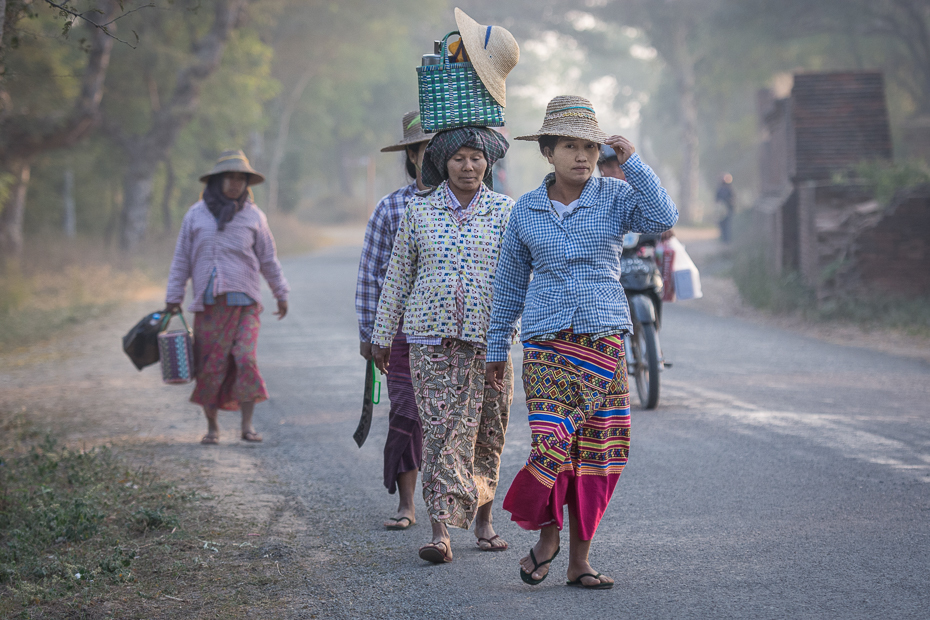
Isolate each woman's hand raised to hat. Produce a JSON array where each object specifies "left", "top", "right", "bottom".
[{"left": 604, "top": 135, "right": 635, "bottom": 165}]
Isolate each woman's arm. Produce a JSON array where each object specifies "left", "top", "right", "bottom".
[
  {"left": 355, "top": 203, "right": 391, "bottom": 344},
  {"left": 254, "top": 212, "right": 290, "bottom": 304},
  {"left": 486, "top": 213, "right": 532, "bottom": 364},
  {"left": 165, "top": 213, "right": 193, "bottom": 309},
  {"left": 615, "top": 152, "right": 679, "bottom": 234}
]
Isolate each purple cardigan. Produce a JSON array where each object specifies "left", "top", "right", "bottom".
[{"left": 166, "top": 200, "right": 290, "bottom": 312}]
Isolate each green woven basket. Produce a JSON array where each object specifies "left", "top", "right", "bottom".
[{"left": 417, "top": 31, "right": 505, "bottom": 133}]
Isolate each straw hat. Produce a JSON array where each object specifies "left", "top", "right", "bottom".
[
  {"left": 515, "top": 95, "right": 610, "bottom": 143},
  {"left": 454, "top": 8, "right": 519, "bottom": 107},
  {"left": 199, "top": 150, "right": 265, "bottom": 185},
  {"left": 380, "top": 111, "right": 435, "bottom": 152}
]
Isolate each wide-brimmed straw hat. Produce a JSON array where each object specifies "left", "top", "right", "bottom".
[
  {"left": 380, "top": 111, "right": 435, "bottom": 152},
  {"left": 515, "top": 95, "right": 610, "bottom": 143},
  {"left": 199, "top": 150, "right": 265, "bottom": 185},
  {"left": 454, "top": 8, "right": 519, "bottom": 107}
]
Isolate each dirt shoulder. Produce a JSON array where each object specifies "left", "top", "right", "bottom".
[
  {"left": 0, "top": 292, "right": 317, "bottom": 619},
  {"left": 674, "top": 227, "right": 930, "bottom": 365}
]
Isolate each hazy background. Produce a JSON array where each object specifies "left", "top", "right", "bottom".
[{"left": 1, "top": 0, "right": 928, "bottom": 346}]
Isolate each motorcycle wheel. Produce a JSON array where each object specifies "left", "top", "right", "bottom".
[{"left": 632, "top": 322, "right": 661, "bottom": 410}]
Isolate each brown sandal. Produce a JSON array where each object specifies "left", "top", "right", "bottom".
[
  {"left": 476, "top": 535, "right": 508, "bottom": 551},
  {"left": 418, "top": 541, "right": 452, "bottom": 564},
  {"left": 200, "top": 434, "right": 219, "bottom": 445},
  {"left": 241, "top": 431, "right": 263, "bottom": 442}
]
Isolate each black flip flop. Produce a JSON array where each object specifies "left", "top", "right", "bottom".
[
  {"left": 520, "top": 546, "right": 560, "bottom": 585},
  {"left": 566, "top": 572, "right": 614, "bottom": 589},
  {"left": 385, "top": 516, "right": 413, "bottom": 530}
]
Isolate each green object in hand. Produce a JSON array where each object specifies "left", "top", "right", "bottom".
[{"left": 370, "top": 360, "right": 381, "bottom": 405}]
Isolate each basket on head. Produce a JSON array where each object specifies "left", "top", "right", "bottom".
[{"left": 417, "top": 30, "right": 506, "bottom": 133}]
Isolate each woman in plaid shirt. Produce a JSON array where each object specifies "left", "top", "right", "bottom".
[
  {"left": 165, "top": 151, "right": 289, "bottom": 446},
  {"left": 355, "top": 111, "right": 434, "bottom": 531},
  {"left": 486, "top": 96, "right": 678, "bottom": 589}
]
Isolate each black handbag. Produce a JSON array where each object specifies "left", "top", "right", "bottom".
[{"left": 122, "top": 311, "right": 169, "bottom": 370}]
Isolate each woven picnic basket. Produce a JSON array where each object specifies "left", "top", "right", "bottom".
[
  {"left": 157, "top": 313, "right": 195, "bottom": 384},
  {"left": 417, "top": 31, "right": 504, "bottom": 133}
]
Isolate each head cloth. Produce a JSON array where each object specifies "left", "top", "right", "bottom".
[{"left": 421, "top": 126, "right": 509, "bottom": 190}]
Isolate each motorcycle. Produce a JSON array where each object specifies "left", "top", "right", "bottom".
[{"left": 620, "top": 232, "right": 669, "bottom": 409}]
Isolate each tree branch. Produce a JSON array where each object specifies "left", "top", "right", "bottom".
[
  {"left": 41, "top": 0, "right": 154, "bottom": 48},
  {"left": 0, "top": 0, "right": 120, "bottom": 165}
]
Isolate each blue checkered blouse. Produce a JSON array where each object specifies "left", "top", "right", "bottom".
[{"left": 486, "top": 153, "right": 679, "bottom": 362}]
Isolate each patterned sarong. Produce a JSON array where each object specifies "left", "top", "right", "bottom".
[
  {"left": 503, "top": 330, "right": 630, "bottom": 541},
  {"left": 190, "top": 296, "right": 268, "bottom": 411},
  {"left": 410, "top": 339, "right": 514, "bottom": 529},
  {"left": 383, "top": 329, "right": 423, "bottom": 493}
]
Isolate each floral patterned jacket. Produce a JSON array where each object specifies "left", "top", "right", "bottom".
[{"left": 371, "top": 181, "right": 515, "bottom": 347}]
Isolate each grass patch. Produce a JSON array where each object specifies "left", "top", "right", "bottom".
[
  {"left": 0, "top": 434, "right": 298, "bottom": 618},
  {"left": 732, "top": 251, "right": 815, "bottom": 313},
  {"left": 0, "top": 215, "right": 319, "bottom": 353},
  {"left": 732, "top": 251, "right": 930, "bottom": 337}
]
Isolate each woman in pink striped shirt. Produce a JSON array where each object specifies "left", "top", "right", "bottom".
[{"left": 165, "top": 150, "right": 290, "bottom": 445}]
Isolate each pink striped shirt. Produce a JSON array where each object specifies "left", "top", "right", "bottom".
[{"left": 166, "top": 200, "right": 289, "bottom": 312}]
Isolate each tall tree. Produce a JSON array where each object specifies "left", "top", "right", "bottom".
[
  {"left": 0, "top": 0, "right": 120, "bottom": 257},
  {"left": 107, "top": 0, "right": 246, "bottom": 250}
]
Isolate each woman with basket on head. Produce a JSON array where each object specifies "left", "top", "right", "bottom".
[
  {"left": 370, "top": 124, "right": 515, "bottom": 564},
  {"left": 356, "top": 111, "right": 434, "bottom": 531},
  {"left": 165, "top": 150, "right": 290, "bottom": 445},
  {"left": 485, "top": 96, "right": 678, "bottom": 589}
]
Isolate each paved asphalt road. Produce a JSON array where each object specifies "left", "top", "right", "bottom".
[{"left": 253, "top": 246, "right": 930, "bottom": 620}]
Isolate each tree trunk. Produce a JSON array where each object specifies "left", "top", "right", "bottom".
[
  {"left": 0, "top": 160, "right": 31, "bottom": 259},
  {"left": 119, "top": 151, "right": 158, "bottom": 250},
  {"left": 671, "top": 18, "right": 701, "bottom": 224},
  {"left": 161, "top": 158, "right": 175, "bottom": 235},
  {"left": 115, "top": 0, "right": 243, "bottom": 250},
  {"left": 63, "top": 168, "right": 76, "bottom": 238},
  {"left": 267, "top": 65, "right": 316, "bottom": 212},
  {"left": 0, "top": 0, "right": 8, "bottom": 52}
]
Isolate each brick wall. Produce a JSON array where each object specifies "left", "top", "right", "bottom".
[
  {"left": 854, "top": 186, "right": 930, "bottom": 297},
  {"left": 792, "top": 72, "right": 892, "bottom": 181}
]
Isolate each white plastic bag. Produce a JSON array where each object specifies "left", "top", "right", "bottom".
[{"left": 666, "top": 236, "right": 703, "bottom": 300}]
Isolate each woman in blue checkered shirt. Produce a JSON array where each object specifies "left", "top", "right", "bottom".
[{"left": 485, "top": 96, "right": 678, "bottom": 589}]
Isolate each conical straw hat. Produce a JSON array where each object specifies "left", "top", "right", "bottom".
[
  {"left": 515, "top": 95, "right": 610, "bottom": 143},
  {"left": 199, "top": 150, "right": 265, "bottom": 184},
  {"left": 380, "top": 111, "right": 436, "bottom": 152},
  {"left": 454, "top": 8, "right": 519, "bottom": 107}
]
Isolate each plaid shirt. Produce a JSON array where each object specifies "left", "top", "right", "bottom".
[
  {"left": 166, "top": 201, "right": 289, "bottom": 313},
  {"left": 355, "top": 183, "right": 417, "bottom": 342},
  {"left": 486, "top": 153, "right": 679, "bottom": 362}
]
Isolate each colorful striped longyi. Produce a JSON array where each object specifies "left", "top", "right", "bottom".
[{"left": 503, "top": 329, "right": 630, "bottom": 540}]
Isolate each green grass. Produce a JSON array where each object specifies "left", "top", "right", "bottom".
[
  {"left": 732, "top": 251, "right": 930, "bottom": 337},
  {"left": 0, "top": 427, "right": 299, "bottom": 618},
  {"left": 0, "top": 436, "right": 191, "bottom": 609}
]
